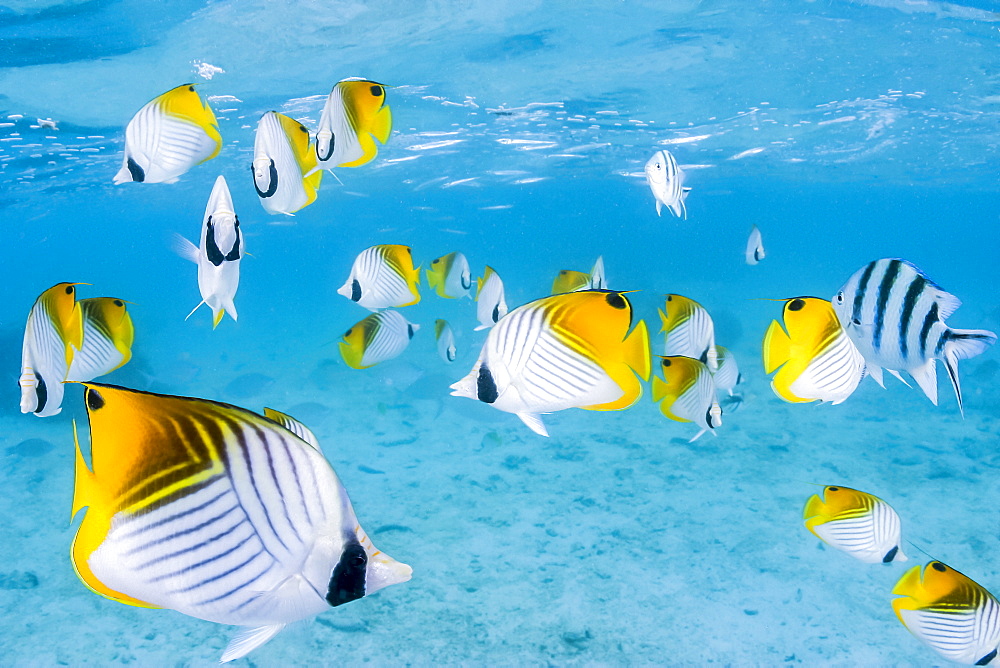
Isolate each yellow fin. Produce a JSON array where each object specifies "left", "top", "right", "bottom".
[
  {"left": 370, "top": 105, "right": 392, "bottom": 144},
  {"left": 623, "top": 319, "right": 651, "bottom": 382},
  {"left": 762, "top": 319, "right": 790, "bottom": 374},
  {"left": 340, "top": 132, "right": 378, "bottom": 168},
  {"left": 157, "top": 84, "right": 221, "bottom": 162},
  {"left": 651, "top": 376, "right": 690, "bottom": 423},
  {"left": 70, "top": 415, "right": 158, "bottom": 609},
  {"left": 212, "top": 308, "right": 224, "bottom": 329}
]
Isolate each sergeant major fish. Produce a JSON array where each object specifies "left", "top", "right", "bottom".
[
  {"left": 832, "top": 258, "right": 996, "bottom": 414},
  {"left": 644, "top": 149, "right": 691, "bottom": 219}
]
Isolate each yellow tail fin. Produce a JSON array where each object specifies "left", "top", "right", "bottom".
[
  {"left": 762, "top": 319, "right": 791, "bottom": 374},
  {"left": 371, "top": 105, "right": 392, "bottom": 144},
  {"left": 624, "top": 319, "right": 651, "bottom": 381}
]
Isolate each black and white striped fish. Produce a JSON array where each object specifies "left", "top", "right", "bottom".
[
  {"left": 893, "top": 561, "right": 1000, "bottom": 665},
  {"left": 338, "top": 244, "right": 421, "bottom": 311},
  {"left": 832, "top": 258, "right": 996, "bottom": 414},
  {"left": 803, "top": 485, "right": 906, "bottom": 564},
  {"left": 451, "top": 290, "right": 651, "bottom": 437},
  {"left": 474, "top": 266, "right": 508, "bottom": 331},
  {"left": 644, "top": 149, "right": 691, "bottom": 219},
  {"left": 71, "top": 383, "right": 412, "bottom": 663},
  {"left": 19, "top": 282, "right": 84, "bottom": 417},
  {"left": 113, "top": 84, "right": 221, "bottom": 185},
  {"left": 339, "top": 309, "right": 419, "bottom": 369},
  {"left": 65, "top": 297, "right": 134, "bottom": 382}
]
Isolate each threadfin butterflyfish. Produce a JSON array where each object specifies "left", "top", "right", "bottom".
[
  {"left": 426, "top": 251, "right": 472, "bottom": 299},
  {"left": 337, "top": 245, "right": 421, "bottom": 311},
  {"left": 435, "top": 319, "right": 457, "bottom": 363},
  {"left": 832, "top": 258, "right": 996, "bottom": 415},
  {"left": 712, "top": 346, "right": 741, "bottom": 396},
  {"left": 252, "top": 111, "right": 322, "bottom": 216},
  {"left": 450, "top": 290, "right": 651, "bottom": 437},
  {"left": 69, "top": 383, "right": 411, "bottom": 663},
  {"left": 659, "top": 294, "right": 717, "bottom": 371},
  {"left": 314, "top": 78, "right": 392, "bottom": 171},
  {"left": 65, "top": 298, "right": 134, "bottom": 382},
  {"left": 892, "top": 560, "right": 1000, "bottom": 665},
  {"left": 19, "top": 282, "right": 85, "bottom": 417},
  {"left": 644, "top": 149, "right": 690, "bottom": 218},
  {"left": 174, "top": 175, "right": 243, "bottom": 328},
  {"left": 803, "top": 485, "right": 906, "bottom": 564},
  {"left": 113, "top": 84, "right": 221, "bottom": 185},
  {"left": 551, "top": 256, "right": 606, "bottom": 294},
  {"left": 339, "top": 310, "right": 419, "bottom": 369},
  {"left": 745, "top": 225, "right": 765, "bottom": 265},
  {"left": 651, "top": 356, "right": 721, "bottom": 442},
  {"left": 763, "top": 297, "right": 865, "bottom": 405},
  {"left": 474, "top": 266, "right": 508, "bottom": 331}
]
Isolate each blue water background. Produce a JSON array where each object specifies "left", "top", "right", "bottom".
[{"left": 1, "top": 0, "right": 999, "bottom": 664}]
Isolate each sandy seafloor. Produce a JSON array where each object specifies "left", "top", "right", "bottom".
[{"left": 0, "top": 175, "right": 998, "bottom": 666}]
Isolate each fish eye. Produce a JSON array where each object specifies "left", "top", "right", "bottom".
[
  {"left": 605, "top": 292, "right": 627, "bottom": 310},
  {"left": 852, "top": 318, "right": 861, "bottom": 326},
  {"left": 666, "top": 295, "right": 672, "bottom": 302},
  {"left": 931, "top": 562, "right": 947, "bottom": 572},
  {"left": 187, "top": 85, "right": 195, "bottom": 92},
  {"left": 299, "top": 124, "right": 308, "bottom": 133},
  {"left": 432, "top": 258, "right": 439, "bottom": 264},
  {"left": 835, "top": 292, "right": 844, "bottom": 304},
  {"left": 113, "top": 299, "right": 123, "bottom": 307},
  {"left": 86, "top": 388, "right": 105, "bottom": 411}
]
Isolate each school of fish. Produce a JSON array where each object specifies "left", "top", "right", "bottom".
[{"left": 13, "top": 80, "right": 998, "bottom": 665}]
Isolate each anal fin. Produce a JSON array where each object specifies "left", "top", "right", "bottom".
[{"left": 221, "top": 624, "right": 286, "bottom": 663}]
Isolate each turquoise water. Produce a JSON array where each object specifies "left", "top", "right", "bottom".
[{"left": 2, "top": 1, "right": 999, "bottom": 665}]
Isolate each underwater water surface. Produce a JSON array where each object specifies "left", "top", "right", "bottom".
[{"left": 1, "top": 0, "right": 1000, "bottom": 665}]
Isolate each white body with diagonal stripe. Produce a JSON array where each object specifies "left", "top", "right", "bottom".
[
  {"left": 114, "top": 93, "right": 218, "bottom": 185},
  {"left": 451, "top": 302, "right": 622, "bottom": 435},
  {"left": 899, "top": 593, "right": 1000, "bottom": 665},
  {"left": 810, "top": 496, "right": 903, "bottom": 564}
]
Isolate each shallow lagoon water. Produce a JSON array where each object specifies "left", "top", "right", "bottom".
[{"left": 1, "top": 1, "right": 999, "bottom": 665}]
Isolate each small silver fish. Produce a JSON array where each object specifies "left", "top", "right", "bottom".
[
  {"left": 745, "top": 225, "right": 765, "bottom": 265},
  {"left": 644, "top": 149, "right": 691, "bottom": 219}
]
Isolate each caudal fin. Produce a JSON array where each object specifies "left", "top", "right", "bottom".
[
  {"left": 762, "top": 320, "right": 790, "bottom": 374},
  {"left": 942, "top": 327, "right": 997, "bottom": 416}
]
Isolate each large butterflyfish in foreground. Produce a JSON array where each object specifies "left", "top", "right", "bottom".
[{"left": 70, "top": 383, "right": 412, "bottom": 663}]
